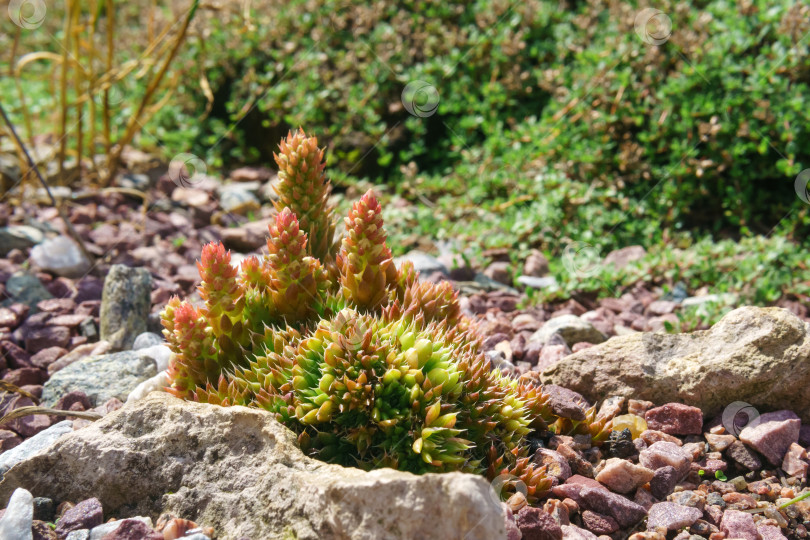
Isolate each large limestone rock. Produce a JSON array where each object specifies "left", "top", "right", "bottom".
[
  {"left": 0, "top": 393, "right": 505, "bottom": 540},
  {"left": 540, "top": 307, "right": 810, "bottom": 421}
]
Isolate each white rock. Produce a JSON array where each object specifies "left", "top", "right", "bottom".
[
  {"left": 0, "top": 421, "right": 73, "bottom": 473},
  {"left": 516, "top": 275, "right": 558, "bottom": 289},
  {"left": 127, "top": 371, "right": 170, "bottom": 403},
  {"left": 132, "top": 332, "right": 164, "bottom": 350},
  {"left": 530, "top": 314, "right": 607, "bottom": 347},
  {"left": 89, "top": 516, "right": 153, "bottom": 539},
  {"left": 66, "top": 531, "right": 90, "bottom": 540},
  {"left": 0, "top": 488, "right": 33, "bottom": 540},
  {"left": 681, "top": 293, "right": 736, "bottom": 307},
  {"left": 137, "top": 344, "right": 172, "bottom": 371},
  {"left": 0, "top": 393, "right": 505, "bottom": 540},
  {"left": 29, "top": 235, "right": 91, "bottom": 278}
]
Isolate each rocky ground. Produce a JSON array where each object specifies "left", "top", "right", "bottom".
[{"left": 0, "top": 165, "right": 809, "bottom": 539}]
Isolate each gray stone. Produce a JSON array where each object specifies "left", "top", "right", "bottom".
[
  {"left": 0, "top": 421, "right": 73, "bottom": 474},
  {"left": 0, "top": 393, "right": 505, "bottom": 540},
  {"left": 2, "top": 272, "right": 52, "bottom": 310},
  {"left": 218, "top": 181, "right": 261, "bottom": 195},
  {"left": 0, "top": 226, "right": 44, "bottom": 256},
  {"left": 78, "top": 318, "right": 98, "bottom": 340},
  {"left": 473, "top": 273, "right": 521, "bottom": 294},
  {"left": 437, "top": 253, "right": 475, "bottom": 281},
  {"left": 116, "top": 173, "right": 150, "bottom": 191},
  {"left": 132, "top": 332, "right": 163, "bottom": 350},
  {"left": 0, "top": 487, "right": 33, "bottom": 540},
  {"left": 42, "top": 351, "right": 156, "bottom": 408},
  {"left": 30, "top": 236, "right": 91, "bottom": 278},
  {"left": 219, "top": 185, "right": 261, "bottom": 215},
  {"left": 32, "top": 496, "right": 54, "bottom": 522},
  {"left": 100, "top": 265, "right": 152, "bottom": 350},
  {"left": 66, "top": 531, "right": 90, "bottom": 540},
  {"left": 135, "top": 345, "right": 171, "bottom": 372},
  {"left": 540, "top": 307, "right": 810, "bottom": 422},
  {"left": 530, "top": 315, "right": 607, "bottom": 347},
  {"left": 393, "top": 251, "right": 448, "bottom": 275}
]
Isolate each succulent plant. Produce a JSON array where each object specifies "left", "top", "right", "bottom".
[
  {"left": 336, "top": 191, "right": 397, "bottom": 310},
  {"left": 162, "top": 128, "right": 607, "bottom": 503},
  {"left": 273, "top": 128, "right": 336, "bottom": 263}
]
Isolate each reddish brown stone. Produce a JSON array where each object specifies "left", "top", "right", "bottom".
[
  {"left": 739, "top": 410, "right": 801, "bottom": 465},
  {"left": 645, "top": 403, "right": 703, "bottom": 435},
  {"left": 582, "top": 510, "right": 619, "bottom": 534},
  {"left": 36, "top": 298, "right": 76, "bottom": 314},
  {"left": 30, "top": 346, "right": 68, "bottom": 369},
  {"left": 20, "top": 385, "right": 43, "bottom": 400},
  {"left": 3, "top": 367, "right": 45, "bottom": 386},
  {"left": 100, "top": 519, "right": 163, "bottom": 540},
  {"left": 0, "top": 429, "right": 22, "bottom": 451},
  {"left": 0, "top": 308, "right": 21, "bottom": 329},
  {"left": 516, "top": 506, "right": 563, "bottom": 540},
  {"left": 0, "top": 395, "right": 49, "bottom": 437},
  {"left": 32, "top": 519, "right": 57, "bottom": 540},
  {"left": 55, "top": 497, "right": 103, "bottom": 537},
  {"left": 0, "top": 340, "right": 30, "bottom": 369},
  {"left": 24, "top": 325, "right": 71, "bottom": 353}
]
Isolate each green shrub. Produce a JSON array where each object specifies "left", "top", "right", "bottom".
[{"left": 155, "top": 0, "right": 810, "bottom": 239}]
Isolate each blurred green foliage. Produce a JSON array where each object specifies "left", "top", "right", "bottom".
[
  {"left": 153, "top": 0, "right": 810, "bottom": 240},
  {"left": 3, "top": 0, "right": 809, "bottom": 309}
]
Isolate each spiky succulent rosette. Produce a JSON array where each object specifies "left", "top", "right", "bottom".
[
  {"left": 162, "top": 298, "right": 220, "bottom": 400},
  {"left": 552, "top": 404, "right": 613, "bottom": 446},
  {"left": 265, "top": 208, "right": 330, "bottom": 324},
  {"left": 397, "top": 279, "right": 462, "bottom": 327},
  {"left": 281, "top": 308, "right": 549, "bottom": 476},
  {"left": 337, "top": 190, "right": 397, "bottom": 310},
  {"left": 197, "top": 242, "right": 244, "bottom": 333},
  {"left": 161, "top": 128, "right": 610, "bottom": 507},
  {"left": 273, "top": 128, "right": 337, "bottom": 262}
]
